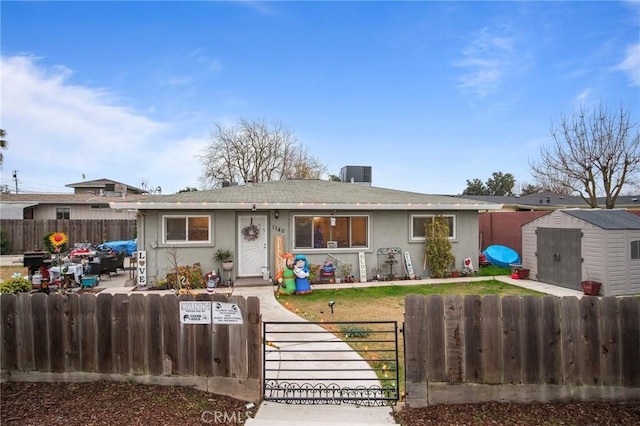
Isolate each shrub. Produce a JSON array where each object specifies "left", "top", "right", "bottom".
[
  {"left": 0, "top": 276, "right": 32, "bottom": 294},
  {"left": 425, "top": 215, "right": 455, "bottom": 278},
  {"left": 339, "top": 324, "right": 371, "bottom": 339}
]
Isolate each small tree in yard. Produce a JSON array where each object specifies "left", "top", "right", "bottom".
[{"left": 425, "top": 216, "right": 455, "bottom": 278}]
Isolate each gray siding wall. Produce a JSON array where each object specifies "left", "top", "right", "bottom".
[
  {"left": 33, "top": 204, "right": 136, "bottom": 220},
  {"left": 138, "top": 208, "right": 479, "bottom": 285}
]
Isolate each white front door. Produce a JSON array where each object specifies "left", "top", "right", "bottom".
[{"left": 237, "top": 214, "right": 268, "bottom": 277}]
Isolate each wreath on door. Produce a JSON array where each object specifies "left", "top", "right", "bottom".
[{"left": 242, "top": 224, "right": 260, "bottom": 241}]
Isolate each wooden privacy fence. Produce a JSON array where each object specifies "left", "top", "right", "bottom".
[
  {"left": 0, "top": 219, "right": 136, "bottom": 254},
  {"left": 404, "top": 294, "right": 640, "bottom": 407},
  {"left": 0, "top": 293, "right": 262, "bottom": 402}
]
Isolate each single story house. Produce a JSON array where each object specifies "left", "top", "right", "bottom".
[
  {"left": 110, "top": 179, "right": 502, "bottom": 284},
  {"left": 522, "top": 209, "right": 640, "bottom": 296}
]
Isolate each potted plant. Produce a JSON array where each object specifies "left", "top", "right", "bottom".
[{"left": 214, "top": 248, "right": 234, "bottom": 271}]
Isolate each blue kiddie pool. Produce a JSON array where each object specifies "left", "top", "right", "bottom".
[{"left": 482, "top": 245, "right": 521, "bottom": 267}]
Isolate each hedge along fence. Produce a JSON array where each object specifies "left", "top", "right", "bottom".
[
  {"left": 0, "top": 219, "right": 136, "bottom": 254},
  {"left": 403, "top": 294, "right": 640, "bottom": 407},
  {"left": 0, "top": 292, "right": 262, "bottom": 402}
]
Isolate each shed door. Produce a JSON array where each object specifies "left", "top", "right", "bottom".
[{"left": 536, "top": 228, "right": 582, "bottom": 290}]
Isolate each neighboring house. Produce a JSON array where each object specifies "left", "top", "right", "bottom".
[
  {"left": 458, "top": 193, "right": 640, "bottom": 257},
  {"left": 66, "top": 178, "right": 147, "bottom": 195},
  {"left": 522, "top": 209, "right": 640, "bottom": 297},
  {"left": 110, "top": 179, "right": 502, "bottom": 285}
]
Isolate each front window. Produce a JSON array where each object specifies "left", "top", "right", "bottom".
[
  {"left": 164, "top": 215, "right": 211, "bottom": 243},
  {"left": 294, "top": 215, "right": 369, "bottom": 249},
  {"left": 411, "top": 214, "right": 456, "bottom": 240},
  {"left": 56, "top": 207, "right": 70, "bottom": 220}
]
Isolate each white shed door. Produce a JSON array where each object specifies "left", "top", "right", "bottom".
[{"left": 237, "top": 215, "right": 268, "bottom": 277}]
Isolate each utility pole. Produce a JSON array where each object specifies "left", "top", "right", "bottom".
[{"left": 12, "top": 170, "right": 18, "bottom": 194}]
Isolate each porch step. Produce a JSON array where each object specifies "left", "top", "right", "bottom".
[{"left": 233, "top": 277, "right": 274, "bottom": 288}]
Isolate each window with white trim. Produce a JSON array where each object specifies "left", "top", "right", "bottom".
[
  {"left": 163, "top": 215, "right": 211, "bottom": 244},
  {"left": 411, "top": 214, "right": 456, "bottom": 240},
  {"left": 632, "top": 240, "right": 640, "bottom": 260},
  {"left": 56, "top": 207, "right": 70, "bottom": 220},
  {"left": 293, "top": 215, "right": 369, "bottom": 249}
]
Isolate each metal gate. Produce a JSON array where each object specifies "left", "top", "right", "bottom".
[{"left": 263, "top": 320, "right": 399, "bottom": 406}]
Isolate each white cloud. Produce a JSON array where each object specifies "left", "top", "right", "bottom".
[
  {"left": 454, "top": 27, "right": 516, "bottom": 97},
  {"left": 0, "top": 55, "right": 206, "bottom": 193},
  {"left": 617, "top": 43, "right": 640, "bottom": 86}
]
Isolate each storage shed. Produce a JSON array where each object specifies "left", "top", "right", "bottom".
[{"left": 522, "top": 209, "right": 640, "bottom": 296}]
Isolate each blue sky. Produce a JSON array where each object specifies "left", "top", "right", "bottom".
[{"left": 1, "top": 1, "right": 639, "bottom": 195}]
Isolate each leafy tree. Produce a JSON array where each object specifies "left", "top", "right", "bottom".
[
  {"left": 425, "top": 216, "right": 455, "bottom": 278},
  {"left": 462, "top": 172, "right": 515, "bottom": 195},
  {"left": 199, "top": 118, "right": 327, "bottom": 188},
  {"left": 328, "top": 174, "right": 341, "bottom": 181},
  {"left": 520, "top": 183, "right": 543, "bottom": 196},
  {"left": 530, "top": 103, "right": 640, "bottom": 208},
  {"left": 177, "top": 187, "right": 198, "bottom": 193},
  {"left": 0, "top": 128, "right": 7, "bottom": 167},
  {"left": 462, "top": 178, "right": 488, "bottom": 195}
]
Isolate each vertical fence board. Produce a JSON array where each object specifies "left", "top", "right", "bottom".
[
  {"left": 425, "top": 295, "right": 445, "bottom": 382},
  {"left": 211, "top": 294, "right": 230, "bottom": 378},
  {"left": 96, "top": 293, "right": 113, "bottom": 373},
  {"left": 502, "top": 296, "right": 522, "bottom": 384},
  {"left": 600, "top": 297, "right": 621, "bottom": 386},
  {"left": 561, "top": 297, "right": 582, "bottom": 385},
  {"left": 620, "top": 297, "right": 640, "bottom": 387},
  {"left": 404, "top": 295, "right": 427, "bottom": 383},
  {"left": 246, "top": 296, "right": 262, "bottom": 380},
  {"left": 481, "top": 295, "right": 502, "bottom": 384},
  {"left": 522, "top": 296, "right": 542, "bottom": 384},
  {"left": 444, "top": 295, "right": 464, "bottom": 382},
  {"left": 66, "top": 294, "right": 82, "bottom": 371},
  {"left": 146, "top": 294, "right": 164, "bottom": 375},
  {"left": 1, "top": 294, "right": 17, "bottom": 371},
  {"left": 48, "top": 294, "right": 66, "bottom": 373},
  {"left": 463, "top": 295, "right": 483, "bottom": 382},
  {"left": 129, "top": 294, "right": 146, "bottom": 374},
  {"left": 31, "top": 293, "right": 50, "bottom": 371},
  {"left": 80, "top": 294, "right": 97, "bottom": 372},
  {"left": 163, "top": 294, "right": 181, "bottom": 375},
  {"left": 195, "top": 294, "right": 214, "bottom": 377},
  {"left": 112, "top": 294, "right": 131, "bottom": 374},
  {"left": 541, "top": 296, "right": 561, "bottom": 385},
  {"left": 580, "top": 296, "right": 601, "bottom": 386},
  {"left": 16, "top": 293, "right": 34, "bottom": 371},
  {"left": 228, "top": 295, "right": 248, "bottom": 378}
]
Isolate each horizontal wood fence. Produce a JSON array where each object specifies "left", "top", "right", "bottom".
[
  {"left": 0, "top": 219, "right": 136, "bottom": 254},
  {"left": 0, "top": 293, "right": 262, "bottom": 402},
  {"left": 404, "top": 294, "right": 640, "bottom": 407}
]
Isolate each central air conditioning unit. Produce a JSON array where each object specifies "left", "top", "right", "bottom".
[{"left": 340, "top": 166, "right": 372, "bottom": 185}]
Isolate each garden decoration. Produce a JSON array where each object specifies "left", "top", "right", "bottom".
[
  {"left": 293, "top": 254, "right": 312, "bottom": 295},
  {"left": 275, "top": 253, "right": 296, "bottom": 295}
]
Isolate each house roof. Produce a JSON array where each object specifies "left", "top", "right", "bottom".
[
  {"left": 458, "top": 193, "right": 640, "bottom": 211},
  {"left": 65, "top": 178, "right": 146, "bottom": 194},
  {"left": 562, "top": 209, "right": 640, "bottom": 230},
  {"left": 109, "top": 179, "right": 503, "bottom": 211},
  {"left": 1, "top": 193, "right": 149, "bottom": 204}
]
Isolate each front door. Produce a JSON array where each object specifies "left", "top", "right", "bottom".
[{"left": 237, "top": 214, "right": 268, "bottom": 277}]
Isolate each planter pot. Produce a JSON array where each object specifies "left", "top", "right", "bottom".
[
  {"left": 222, "top": 261, "right": 234, "bottom": 271},
  {"left": 581, "top": 280, "right": 601, "bottom": 296}
]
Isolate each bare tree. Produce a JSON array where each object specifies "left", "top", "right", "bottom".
[
  {"left": 0, "top": 129, "right": 7, "bottom": 167},
  {"left": 530, "top": 103, "right": 640, "bottom": 208},
  {"left": 198, "top": 118, "right": 326, "bottom": 188}
]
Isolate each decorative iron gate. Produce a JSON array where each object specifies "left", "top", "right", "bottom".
[{"left": 263, "top": 320, "right": 399, "bottom": 406}]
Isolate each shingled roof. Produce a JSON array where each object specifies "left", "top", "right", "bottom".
[
  {"left": 109, "top": 179, "right": 502, "bottom": 211},
  {"left": 563, "top": 209, "right": 640, "bottom": 230}
]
